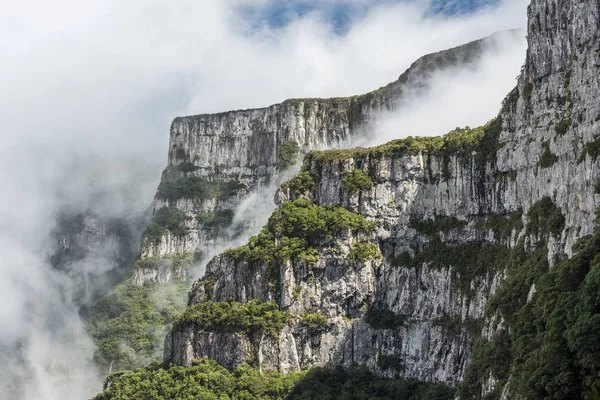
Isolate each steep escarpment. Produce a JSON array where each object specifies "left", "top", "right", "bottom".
[
  {"left": 88, "top": 31, "right": 522, "bottom": 376},
  {"left": 134, "top": 31, "right": 521, "bottom": 285},
  {"left": 162, "top": 0, "right": 600, "bottom": 397},
  {"left": 94, "top": 1, "right": 600, "bottom": 397},
  {"left": 165, "top": 125, "right": 510, "bottom": 386}
]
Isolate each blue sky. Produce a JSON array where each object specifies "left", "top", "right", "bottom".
[{"left": 240, "top": 0, "right": 501, "bottom": 33}]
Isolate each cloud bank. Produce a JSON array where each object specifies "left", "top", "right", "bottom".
[{"left": 0, "top": 0, "right": 528, "bottom": 398}]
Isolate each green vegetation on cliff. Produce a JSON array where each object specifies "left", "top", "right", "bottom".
[
  {"left": 394, "top": 236, "right": 510, "bottom": 297},
  {"left": 157, "top": 175, "right": 246, "bottom": 201},
  {"left": 299, "top": 312, "right": 329, "bottom": 329},
  {"left": 281, "top": 170, "right": 316, "bottom": 196},
  {"left": 226, "top": 198, "right": 376, "bottom": 266},
  {"left": 538, "top": 141, "right": 558, "bottom": 168},
  {"left": 342, "top": 169, "right": 374, "bottom": 194},
  {"left": 95, "top": 359, "right": 455, "bottom": 400},
  {"left": 305, "top": 118, "right": 501, "bottom": 166},
  {"left": 175, "top": 300, "right": 291, "bottom": 338},
  {"left": 555, "top": 117, "right": 572, "bottom": 136},
  {"left": 197, "top": 209, "right": 234, "bottom": 236},
  {"left": 476, "top": 210, "right": 523, "bottom": 240},
  {"left": 348, "top": 241, "right": 382, "bottom": 264},
  {"left": 87, "top": 280, "right": 189, "bottom": 374},
  {"left": 365, "top": 307, "right": 407, "bottom": 330},
  {"left": 409, "top": 215, "right": 467, "bottom": 235},
  {"left": 456, "top": 197, "right": 600, "bottom": 399},
  {"left": 134, "top": 252, "right": 194, "bottom": 271},
  {"left": 377, "top": 354, "right": 405, "bottom": 372},
  {"left": 177, "top": 161, "right": 199, "bottom": 172},
  {"left": 578, "top": 137, "right": 600, "bottom": 164},
  {"left": 143, "top": 206, "right": 189, "bottom": 242},
  {"left": 522, "top": 82, "right": 533, "bottom": 100},
  {"left": 279, "top": 140, "right": 302, "bottom": 171}
]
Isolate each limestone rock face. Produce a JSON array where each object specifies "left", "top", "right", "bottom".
[
  {"left": 134, "top": 31, "right": 522, "bottom": 285},
  {"left": 165, "top": 0, "right": 600, "bottom": 391},
  {"left": 165, "top": 150, "right": 507, "bottom": 386}
]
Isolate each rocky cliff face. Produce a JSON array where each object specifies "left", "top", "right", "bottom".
[
  {"left": 164, "top": 0, "right": 600, "bottom": 395},
  {"left": 165, "top": 147, "right": 506, "bottom": 386},
  {"left": 133, "top": 31, "right": 522, "bottom": 286}
]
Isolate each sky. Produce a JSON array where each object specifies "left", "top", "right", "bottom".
[
  {"left": 241, "top": 0, "right": 503, "bottom": 33},
  {"left": 0, "top": 0, "right": 529, "bottom": 399}
]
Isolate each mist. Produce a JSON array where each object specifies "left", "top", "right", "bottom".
[{"left": 0, "top": 0, "right": 527, "bottom": 398}]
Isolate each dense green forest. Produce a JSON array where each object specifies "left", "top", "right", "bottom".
[{"left": 95, "top": 359, "right": 455, "bottom": 400}]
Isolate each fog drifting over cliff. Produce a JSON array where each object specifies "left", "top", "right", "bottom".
[{"left": 0, "top": 0, "right": 527, "bottom": 398}]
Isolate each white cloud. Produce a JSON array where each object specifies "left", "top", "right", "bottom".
[{"left": 0, "top": 0, "right": 528, "bottom": 398}]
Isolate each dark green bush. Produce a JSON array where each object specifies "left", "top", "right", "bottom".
[
  {"left": 143, "top": 206, "right": 189, "bottom": 242},
  {"left": 365, "top": 308, "right": 406, "bottom": 330},
  {"left": 95, "top": 360, "right": 456, "bottom": 400},
  {"left": 226, "top": 198, "right": 375, "bottom": 267},
  {"left": 578, "top": 138, "right": 600, "bottom": 164},
  {"left": 174, "top": 147, "right": 187, "bottom": 160},
  {"left": 86, "top": 280, "right": 189, "bottom": 374},
  {"left": 279, "top": 140, "right": 301, "bottom": 170},
  {"left": 342, "top": 169, "right": 374, "bottom": 194},
  {"left": 157, "top": 176, "right": 246, "bottom": 201},
  {"left": 288, "top": 364, "right": 455, "bottom": 400},
  {"left": 525, "top": 196, "right": 565, "bottom": 237},
  {"left": 458, "top": 198, "right": 600, "bottom": 400},
  {"left": 409, "top": 216, "right": 467, "bottom": 236},
  {"left": 177, "top": 161, "right": 199, "bottom": 172},
  {"left": 377, "top": 354, "right": 405, "bottom": 372},
  {"left": 197, "top": 209, "right": 234, "bottom": 236},
  {"left": 134, "top": 256, "right": 162, "bottom": 269},
  {"left": 555, "top": 117, "right": 572, "bottom": 136},
  {"left": 522, "top": 82, "right": 533, "bottom": 100},
  {"left": 299, "top": 312, "right": 329, "bottom": 329},
  {"left": 476, "top": 210, "right": 523, "bottom": 240},
  {"left": 281, "top": 170, "right": 315, "bottom": 196},
  {"left": 564, "top": 70, "right": 572, "bottom": 87},
  {"left": 133, "top": 253, "right": 193, "bottom": 270},
  {"left": 390, "top": 251, "right": 414, "bottom": 268},
  {"left": 348, "top": 241, "right": 381, "bottom": 264},
  {"left": 141, "top": 223, "right": 167, "bottom": 243},
  {"left": 413, "top": 237, "right": 510, "bottom": 296},
  {"left": 538, "top": 141, "right": 558, "bottom": 168},
  {"left": 175, "top": 300, "right": 291, "bottom": 338}
]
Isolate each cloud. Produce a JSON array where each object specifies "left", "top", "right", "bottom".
[
  {"left": 0, "top": 0, "right": 528, "bottom": 398},
  {"left": 367, "top": 30, "right": 527, "bottom": 145}
]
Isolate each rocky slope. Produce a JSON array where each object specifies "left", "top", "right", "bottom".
[
  {"left": 162, "top": 0, "right": 600, "bottom": 397},
  {"left": 133, "top": 30, "right": 522, "bottom": 286}
]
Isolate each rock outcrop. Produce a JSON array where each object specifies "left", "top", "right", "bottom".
[{"left": 133, "top": 30, "right": 523, "bottom": 285}]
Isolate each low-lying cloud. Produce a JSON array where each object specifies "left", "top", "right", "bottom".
[{"left": 0, "top": 0, "right": 528, "bottom": 398}]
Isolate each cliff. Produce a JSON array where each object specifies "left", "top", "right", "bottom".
[
  {"left": 162, "top": 0, "right": 600, "bottom": 397},
  {"left": 94, "top": 0, "right": 600, "bottom": 397},
  {"left": 165, "top": 135, "right": 504, "bottom": 386},
  {"left": 133, "top": 30, "right": 522, "bottom": 285}
]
